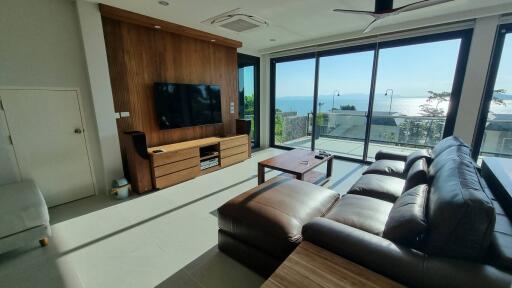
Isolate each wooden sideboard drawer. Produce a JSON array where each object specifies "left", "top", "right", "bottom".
[
  {"left": 221, "top": 144, "right": 248, "bottom": 159},
  {"left": 152, "top": 147, "right": 199, "bottom": 167},
  {"left": 155, "top": 166, "right": 199, "bottom": 188},
  {"left": 154, "top": 157, "right": 199, "bottom": 178},
  {"left": 221, "top": 152, "right": 248, "bottom": 167},
  {"left": 220, "top": 135, "right": 248, "bottom": 150}
]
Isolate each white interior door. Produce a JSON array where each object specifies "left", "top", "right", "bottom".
[{"left": 1, "top": 89, "right": 95, "bottom": 206}]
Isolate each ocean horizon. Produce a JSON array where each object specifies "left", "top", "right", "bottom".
[{"left": 276, "top": 94, "right": 511, "bottom": 116}]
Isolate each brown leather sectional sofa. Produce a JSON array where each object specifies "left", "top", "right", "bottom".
[{"left": 217, "top": 137, "right": 512, "bottom": 287}]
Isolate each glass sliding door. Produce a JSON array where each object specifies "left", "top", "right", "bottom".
[
  {"left": 272, "top": 56, "right": 316, "bottom": 148},
  {"left": 270, "top": 30, "right": 471, "bottom": 163},
  {"left": 238, "top": 53, "right": 260, "bottom": 147},
  {"left": 315, "top": 48, "right": 375, "bottom": 160},
  {"left": 367, "top": 34, "right": 468, "bottom": 160},
  {"left": 474, "top": 25, "right": 512, "bottom": 161}
]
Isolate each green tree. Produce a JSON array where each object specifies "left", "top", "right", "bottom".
[
  {"left": 244, "top": 94, "right": 254, "bottom": 116},
  {"left": 419, "top": 91, "right": 450, "bottom": 146},
  {"left": 492, "top": 89, "right": 507, "bottom": 108},
  {"left": 274, "top": 108, "right": 283, "bottom": 143},
  {"left": 419, "top": 91, "right": 450, "bottom": 117},
  {"left": 340, "top": 104, "right": 356, "bottom": 111}
]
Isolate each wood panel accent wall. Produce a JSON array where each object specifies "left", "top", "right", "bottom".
[
  {"left": 101, "top": 10, "right": 240, "bottom": 149},
  {"left": 99, "top": 5, "right": 242, "bottom": 48}
]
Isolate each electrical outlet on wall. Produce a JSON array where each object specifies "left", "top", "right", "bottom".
[{"left": 230, "top": 102, "right": 234, "bottom": 114}]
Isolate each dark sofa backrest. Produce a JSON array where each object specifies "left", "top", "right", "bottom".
[
  {"left": 428, "top": 145, "right": 472, "bottom": 180},
  {"left": 430, "top": 136, "right": 470, "bottom": 158},
  {"left": 426, "top": 157, "right": 496, "bottom": 261}
]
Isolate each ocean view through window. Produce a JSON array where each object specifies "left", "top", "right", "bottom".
[
  {"left": 271, "top": 30, "right": 472, "bottom": 161},
  {"left": 475, "top": 25, "right": 512, "bottom": 161}
]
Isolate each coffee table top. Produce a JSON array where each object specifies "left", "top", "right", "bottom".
[
  {"left": 262, "top": 241, "right": 403, "bottom": 288},
  {"left": 259, "top": 149, "right": 333, "bottom": 175}
]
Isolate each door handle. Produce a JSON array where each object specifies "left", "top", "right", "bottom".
[{"left": 74, "top": 128, "right": 83, "bottom": 134}]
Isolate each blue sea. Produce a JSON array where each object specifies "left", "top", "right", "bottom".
[{"left": 276, "top": 94, "right": 512, "bottom": 116}]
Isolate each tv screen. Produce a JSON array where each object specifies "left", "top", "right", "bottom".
[{"left": 154, "top": 83, "right": 222, "bottom": 129}]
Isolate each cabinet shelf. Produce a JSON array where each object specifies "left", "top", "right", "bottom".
[{"left": 200, "top": 152, "right": 219, "bottom": 161}]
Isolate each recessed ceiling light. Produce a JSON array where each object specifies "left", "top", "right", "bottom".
[
  {"left": 158, "top": 1, "right": 169, "bottom": 6},
  {"left": 269, "top": 38, "right": 276, "bottom": 42},
  {"left": 211, "top": 39, "right": 216, "bottom": 42},
  {"left": 154, "top": 25, "right": 161, "bottom": 29}
]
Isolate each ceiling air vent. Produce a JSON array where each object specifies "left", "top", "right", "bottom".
[{"left": 202, "top": 9, "right": 269, "bottom": 33}]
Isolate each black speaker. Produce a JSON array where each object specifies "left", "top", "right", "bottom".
[
  {"left": 125, "top": 131, "right": 149, "bottom": 160},
  {"left": 123, "top": 131, "right": 152, "bottom": 193},
  {"left": 236, "top": 119, "right": 251, "bottom": 135}
]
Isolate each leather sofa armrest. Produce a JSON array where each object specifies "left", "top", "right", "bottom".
[
  {"left": 374, "top": 150, "right": 409, "bottom": 161},
  {"left": 302, "top": 217, "right": 424, "bottom": 287}
]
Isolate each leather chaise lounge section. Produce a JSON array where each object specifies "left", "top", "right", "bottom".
[
  {"left": 217, "top": 137, "right": 512, "bottom": 287},
  {"left": 217, "top": 176, "right": 340, "bottom": 275}
]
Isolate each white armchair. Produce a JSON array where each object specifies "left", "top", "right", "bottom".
[{"left": 0, "top": 181, "right": 51, "bottom": 254}]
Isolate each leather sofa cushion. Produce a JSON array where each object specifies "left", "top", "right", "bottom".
[
  {"left": 383, "top": 185, "right": 428, "bottom": 246},
  {"left": 325, "top": 194, "right": 393, "bottom": 236},
  {"left": 403, "top": 158, "right": 428, "bottom": 192},
  {"left": 488, "top": 198, "right": 512, "bottom": 272},
  {"left": 363, "top": 160, "right": 405, "bottom": 178},
  {"left": 404, "top": 149, "right": 432, "bottom": 173},
  {"left": 431, "top": 136, "right": 470, "bottom": 158},
  {"left": 217, "top": 176, "right": 339, "bottom": 259},
  {"left": 348, "top": 174, "right": 405, "bottom": 203},
  {"left": 426, "top": 160, "right": 495, "bottom": 261},
  {"left": 374, "top": 150, "right": 408, "bottom": 161}
]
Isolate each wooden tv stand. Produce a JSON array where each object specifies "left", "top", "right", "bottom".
[{"left": 147, "top": 135, "right": 249, "bottom": 189}]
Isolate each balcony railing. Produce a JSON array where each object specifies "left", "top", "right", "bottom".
[
  {"left": 276, "top": 111, "right": 512, "bottom": 159},
  {"left": 301, "top": 112, "right": 447, "bottom": 149}
]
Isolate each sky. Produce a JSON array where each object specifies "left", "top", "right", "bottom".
[
  {"left": 241, "top": 34, "right": 512, "bottom": 115},
  {"left": 240, "top": 66, "right": 254, "bottom": 96},
  {"left": 275, "top": 39, "right": 462, "bottom": 98},
  {"left": 494, "top": 34, "right": 512, "bottom": 95}
]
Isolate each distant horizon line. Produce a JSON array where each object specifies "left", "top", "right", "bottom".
[{"left": 275, "top": 92, "right": 512, "bottom": 99}]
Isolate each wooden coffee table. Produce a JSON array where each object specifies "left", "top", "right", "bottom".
[
  {"left": 262, "top": 241, "right": 404, "bottom": 288},
  {"left": 258, "top": 149, "right": 333, "bottom": 186}
]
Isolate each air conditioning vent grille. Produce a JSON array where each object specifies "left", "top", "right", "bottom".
[{"left": 219, "top": 19, "right": 260, "bottom": 32}]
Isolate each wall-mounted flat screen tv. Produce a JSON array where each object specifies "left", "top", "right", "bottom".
[{"left": 154, "top": 82, "right": 222, "bottom": 129}]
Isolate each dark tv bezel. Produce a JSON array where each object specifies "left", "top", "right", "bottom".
[{"left": 154, "top": 82, "right": 223, "bottom": 130}]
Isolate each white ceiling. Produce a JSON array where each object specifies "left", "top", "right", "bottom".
[{"left": 89, "top": 0, "right": 512, "bottom": 54}]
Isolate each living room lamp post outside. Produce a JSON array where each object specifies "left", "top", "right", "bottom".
[
  {"left": 331, "top": 89, "right": 341, "bottom": 112},
  {"left": 385, "top": 88, "right": 394, "bottom": 115}
]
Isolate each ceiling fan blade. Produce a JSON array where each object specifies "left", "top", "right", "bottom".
[
  {"left": 333, "top": 9, "right": 378, "bottom": 17},
  {"left": 363, "top": 17, "right": 382, "bottom": 33},
  {"left": 396, "top": 0, "right": 454, "bottom": 13}
]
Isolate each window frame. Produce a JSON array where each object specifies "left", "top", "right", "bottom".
[
  {"left": 238, "top": 53, "right": 260, "bottom": 148},
  {"left": 269, "top": 29, "right": 473, "bottom": 163},
  {"left": 472, "top": 23, "right": 512, "bottom": 160}
]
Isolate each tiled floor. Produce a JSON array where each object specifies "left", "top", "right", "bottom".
[{"left": 0, "top": 148, "right": 365, "bottom": 288}]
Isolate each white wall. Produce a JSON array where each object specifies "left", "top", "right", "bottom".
[
  {"left": 453, "top": 16, "right": 500, "bottom": 143},
  {"left": 76, "top": 1, "right": 123, "bottom": 191},
  {"left": 259, "top": 55, "right": 271, "bottom": 148},
  {"left": 0, "top": 0, "right": 110, "bottom": 192},
  {"left": 0, "top": 109, "right": 20, "bottom": 184}
]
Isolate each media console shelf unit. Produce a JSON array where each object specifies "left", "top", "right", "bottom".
[{"left": 147, "top": 135, "right": 249, "bottom": 189}]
